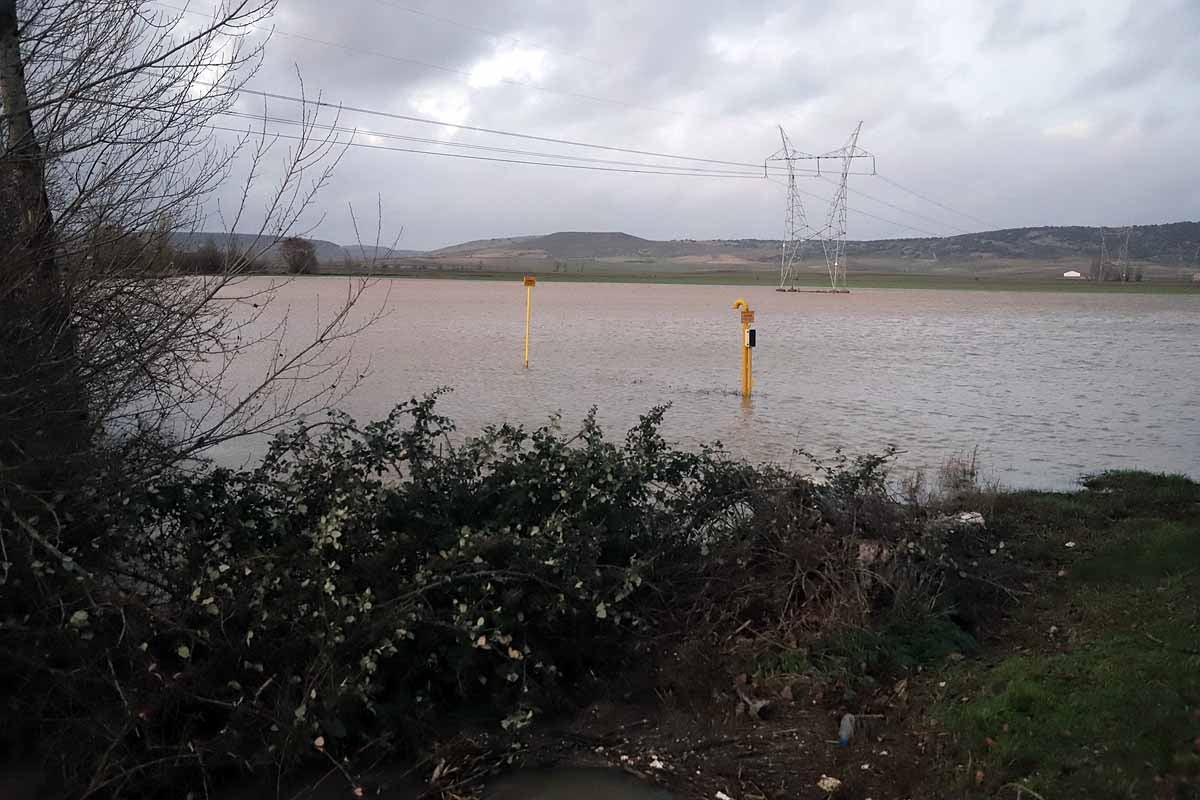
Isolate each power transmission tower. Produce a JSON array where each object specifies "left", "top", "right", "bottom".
[
  {"left": 820, "top": 122, "right": 866, "bottom": 292},
  {"left": 764, "top": 122, "right": 873, "bottom": 292},
  {"left": 1120, "top": 226, "right": 1131, "bottom": 281},
  {"left": 765, "top": 126, "right": 814, "bottom": 290},
  {"left": 1099, "top": 226, "right": 1132, "bottom": 282}
]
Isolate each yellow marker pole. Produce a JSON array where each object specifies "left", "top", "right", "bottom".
[
  {"left": 523, "top": 275, "right": 536, "bottom": 368},
  {"left": 732, "top": 298, "right": 755, "bottom": 398},
  {"left": 739, "top": 328, "right": 748, "bottom": 398}
]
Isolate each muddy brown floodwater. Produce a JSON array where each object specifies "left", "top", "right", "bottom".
[{"left": 208, "top": 278, "right": 1199, "bottom": 490}]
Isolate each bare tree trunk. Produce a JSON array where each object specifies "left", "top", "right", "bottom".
[
  {"left": 0, "top": 0, "right": 84, "bottom": 493},
  {"left": 0, "top": 0, "right": 57, "bottom": 282}
]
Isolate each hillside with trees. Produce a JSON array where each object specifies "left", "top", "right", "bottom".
[{"left": 420, "top": 222, "right": 1200, "bottom": 267}]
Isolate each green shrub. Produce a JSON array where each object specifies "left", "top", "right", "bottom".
[
  {"left": 1, "top": 396, "right": 1008, "bottom": 797},
  {"left": 1, "top": 395, "right": 764, "bottom": 794}
]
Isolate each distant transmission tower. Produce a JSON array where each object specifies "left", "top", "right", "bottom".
[
  {"left": 765, "top": 126, "right": 814, "bottom": 290},
  {"left": 820, "top": 122, "right": 867, "bottom": 293},
  {"left": 764, "top": 122, "right": 873, "bottom": 293},
  {"left": 1099, "top": 226, "right": 1131, "bottom": 281}
]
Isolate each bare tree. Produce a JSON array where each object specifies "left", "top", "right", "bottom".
[
  {"left": 281, "top": 235, "right": 318, "bottom": 274},
  {"left": 0, "top": 0, "right": 389, "bottom": 499},
  {"left": 0, "top": 7, "right": 408, "bottom": 796}
]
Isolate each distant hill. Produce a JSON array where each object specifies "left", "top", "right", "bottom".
[
  {"left": 845, "top": 223, "right": 1200, "bottom": 263},
  {"left": 172, "top": 223, "right": 1200, "bottom": 277},
  {"left": 430, "top": 235, "right": 540, "bottom": 256},
  {"left": 409, "top": 223, "right": 1200, "bottom": 276},
  {"left": 343, "top": 244, "right": 423, "bottom": 261},
  {"left": 170, "top": 232, "right": 421, "bottom": 267}
]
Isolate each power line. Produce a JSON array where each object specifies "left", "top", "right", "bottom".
[
  {"left": 820, "top": 175, "right": 972, "bottom": 235},
  {"left": 204, "top": 123, "right": 767, "bottom": 178},
  {"left": 216, "top": 110, "right": 777, "bottom": 175},
  {"left": 873, "top": 173, "right": 996, "bottom": 230},
  {"left": 214, "top": 114, "right": 977, "bottom": 228},
  {"left": 157, "top": 1, "right": 678, "bottom": 115},
  {"left": 768, "top": 176, "right": 947, "bottom": 238},
  {"left": 208, "top": 83, "right": 795, "bottom": 172}
]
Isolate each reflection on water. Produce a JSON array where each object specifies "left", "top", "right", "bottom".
[{"left": 211, "top": 278, "right": 1200, "bottom": 490}]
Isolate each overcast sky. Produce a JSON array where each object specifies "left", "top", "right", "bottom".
[{"left": 210, "top": 0, "right": 1199, "bottom": 250}]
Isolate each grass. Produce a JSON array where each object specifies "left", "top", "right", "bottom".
[
  {"left": 931, "top": 471, "right": 1200, "bottom": 798},
  {"left": 756, "top": 610, "right": 978, "bottom": 694}
]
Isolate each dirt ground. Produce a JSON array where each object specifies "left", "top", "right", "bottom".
[{"left": 422, "top": 650, "right": 961, "bottom": 800}]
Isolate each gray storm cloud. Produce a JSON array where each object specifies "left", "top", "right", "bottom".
[{"left": 206, "top": 0, "right": 1200, "bottom": 250}]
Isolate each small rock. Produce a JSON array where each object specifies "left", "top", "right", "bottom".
[
  {"left": 817, "top": 775, "right": 842, "bottom": 794},
  {"left": 780, "top": 685, "right": 794, "bottom": 701},
  {"left": 1057, "top": 569, "right": 1068, "bottom": 577},
  {"left": 1064, "top": 541, "right": 1077, "bottom": 548},
  {"left": 715, "top": 792, "right": 734, "bottom": 800},
  {"left": 947, "top": 652, "right": 965, "bottom": 662},
  {"left": 927, "top": 511, "right": 985, "bottom": 534}
]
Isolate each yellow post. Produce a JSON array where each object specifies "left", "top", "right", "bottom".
[
  {"left": 523, "top": 275, "right": 536, "bottom": 368},
  {"left": 739, "top": 331, "right": 748, "bottom": 395},
  {"left": 732, "top": 298, "right": 755, "bottom": 398}
]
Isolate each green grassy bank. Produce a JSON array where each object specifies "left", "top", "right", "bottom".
[{"left": 925, "top": 471, "right": 1200, "bottom": 798}]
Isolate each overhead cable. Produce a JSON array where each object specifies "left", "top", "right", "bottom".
[
  {"left": 217, "top": 110, "right": 782, "bottom": 175},
  {"left": 207, "top": 84, "right": 807, "bottom": 171},
  {"left": 204, "top": 123, "right": 766, "bottom": 178},
  {"left": 874, "top": 173, "right": 996, "bottom": 230}
]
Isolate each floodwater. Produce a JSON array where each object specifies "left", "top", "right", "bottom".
[{"left": 210, "top": 278, "right": 1200, "bottom": 490}]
